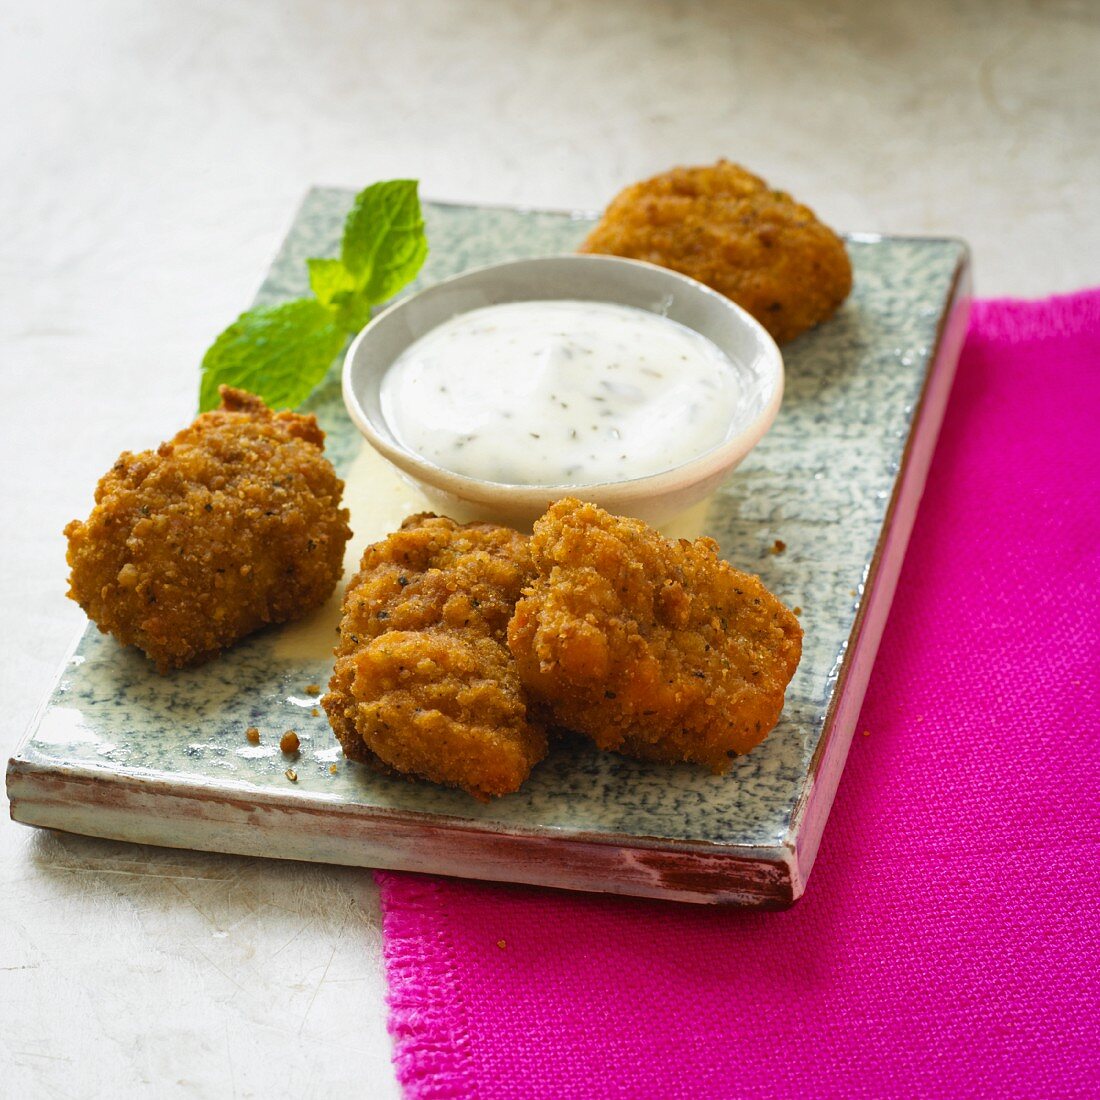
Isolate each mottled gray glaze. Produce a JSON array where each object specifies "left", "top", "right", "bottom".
[{"left": 13, "top": 192, "right": 965, "bottom": 853}]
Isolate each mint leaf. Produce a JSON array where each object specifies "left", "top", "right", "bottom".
[
  {"left": 308, "top": 179, "right": 428, "bottom": 333},
  {"left": 199, "top": 299, "right": 346, "bottom": 412},
  {"left": 340, "top": 179, "right": 428, "bottom": 305},
  {"left": 307, "top": 257, "right": 357, "bottom": 309}
]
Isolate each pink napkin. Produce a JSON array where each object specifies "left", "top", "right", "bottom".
[{"left": 376, "top": 290, "right": 1100, "bottom": 1099}]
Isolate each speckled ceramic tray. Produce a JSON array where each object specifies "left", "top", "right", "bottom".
[{"left": 7, "top": 191, "right": 971, "bottom": 906}]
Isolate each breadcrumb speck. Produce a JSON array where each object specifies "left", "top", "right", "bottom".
[
  {"left": 305, "top": 683, "right": 321, "bottom": 695},
  {"left": 285, "top": 768, "right": 298, "bottom": 782},
  {"left": 769, "top": 539, "right": 787, "bottom": 555},
  {"left": 328, "top": 763, "right": 338, "bottom": 774},
  {"left": 310, "top": 707, "right": 320, "bottom": 717},
  {"left": 280, "top": 731, "right": 300, "bottom": 754},
  {"left": 861, "top": 729, "right": 871, "bottom": 737},
  {"left": 245, "top": 726, "right": 260, "bottom": 744},
  {"left": 496, "top": 939, "right": 507, "bottom": 949},
  {"left": 793, "top": 606, "right": 802, "bottom": 616}
]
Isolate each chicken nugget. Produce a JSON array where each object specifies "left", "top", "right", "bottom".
[
  {"left": 508, "top": 498, "right": 802, "bottom": 771},
  {"left": 580, "top": 160, "right": 852, "bottom": 344},
  {"left": 64, "top": 386, "right": 351, "bottom": 672},
  {"left": 323, "top": 514, "right": 547, "bottom": 800}
]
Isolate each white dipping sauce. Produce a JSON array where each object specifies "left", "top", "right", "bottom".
[{"left": 380, "top": 300, "right": 743, "bottom": 486}]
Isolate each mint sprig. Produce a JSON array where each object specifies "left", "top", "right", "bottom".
[{"left": 199, "top": 179, "right": 428, "bottom": 411}]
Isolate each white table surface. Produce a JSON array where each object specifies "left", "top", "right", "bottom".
[{"left": 3, "top": 1, "right": 1097, "bottom": 1095}]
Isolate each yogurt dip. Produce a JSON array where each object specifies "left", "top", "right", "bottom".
[{"left": 379, "top": 300, "right": 743, "bottom": 486}]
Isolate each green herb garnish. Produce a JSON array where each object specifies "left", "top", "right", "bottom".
[{"left": 199, "top": 179, "right": 428, "bottom": 411}]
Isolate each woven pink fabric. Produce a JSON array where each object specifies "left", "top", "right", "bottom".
[{"left": 376, "top": 290, "right": 1100, "bottom": 1099}]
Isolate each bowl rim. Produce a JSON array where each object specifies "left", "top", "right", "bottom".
[{"left": 341, "top": 253, "right": 784, "bottom": 506}]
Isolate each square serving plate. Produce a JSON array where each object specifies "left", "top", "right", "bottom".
[{"left": 6, "top": 191, "right": 970, "bottom": 906}]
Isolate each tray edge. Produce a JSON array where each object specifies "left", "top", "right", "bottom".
[
  {"left": 7, "top": 757, "right": 796, "bottom": 908},
  {"left": 786, "top": 245, "right": 974, "bottom": 892}
]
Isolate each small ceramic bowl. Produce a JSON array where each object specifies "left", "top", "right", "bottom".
[{"left": 342, "top": 254, "right": 783, "bottom": 530}]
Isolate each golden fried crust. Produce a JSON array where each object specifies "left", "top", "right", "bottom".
[
  {"left": 63, "top": 386, "right": 351, "bottom": 672},
  {"left": 322, "top": 514, "right": 547, "bottom": 800},
  {"left": 507, "top": 498, "right": 802, "bottom": 772},
  {"left": 579, "top": 160, "right": 852, "bottom": 344}
]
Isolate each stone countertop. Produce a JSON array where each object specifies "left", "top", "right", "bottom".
[{"left": 2, "top": 1, "right": 1097, "bottom": 1095}]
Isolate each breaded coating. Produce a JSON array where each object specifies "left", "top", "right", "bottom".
[
  {"left": 508, "top": 499, "right": 802, "bottom": 771},
  {"left": 64, "top": 386, "right": 351, "bottom": 672},
  {"left": 322, "top": 514, "right": 547, "bottom": 800},
  {"left": 580, "top": 160, "right": 852, "bottom": 344}
]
